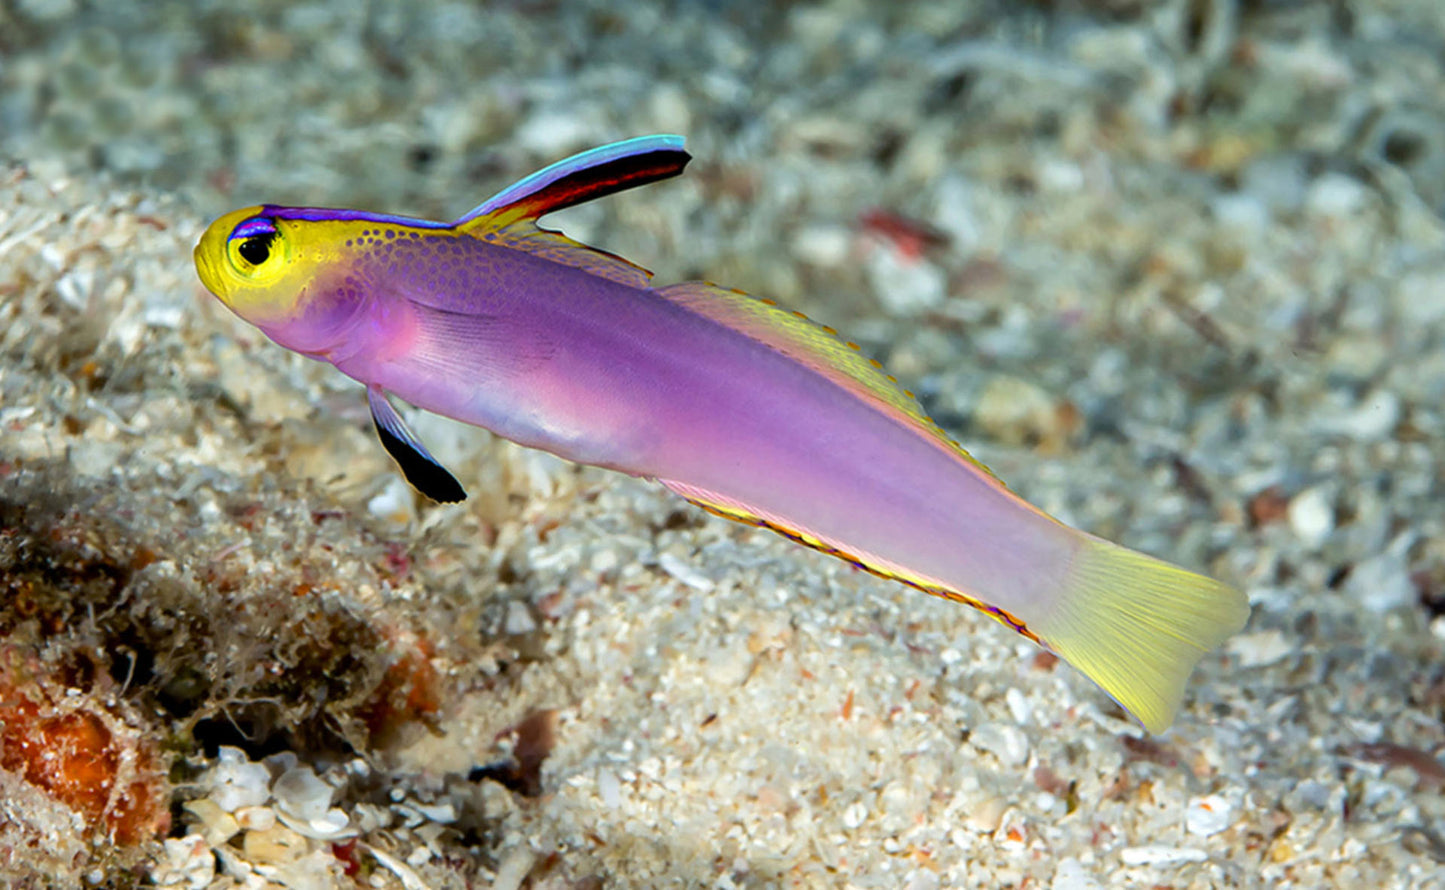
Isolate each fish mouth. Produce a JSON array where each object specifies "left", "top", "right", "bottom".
[{"left": 193, "top": 236, "right": 224, "bottom": 300}]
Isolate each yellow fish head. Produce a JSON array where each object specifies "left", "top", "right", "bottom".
[{"left": 194, "top": 206, "right": 335, "bottom": 330}]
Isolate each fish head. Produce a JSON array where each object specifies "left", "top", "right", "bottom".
[
  {"left": 195, "top": 206, "right": 373, "bottom": 355},
  {"left": 195, "top": 206, "right": 324, "bottom": 323}
]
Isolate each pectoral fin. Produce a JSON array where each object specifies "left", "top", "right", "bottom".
[{"left": 368, "top": 385, "right": 467, "bottom": 503}]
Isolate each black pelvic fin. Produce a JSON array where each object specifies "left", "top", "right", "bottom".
[{"left": 367, "top": 386, "right": 467, "bottom": 503}]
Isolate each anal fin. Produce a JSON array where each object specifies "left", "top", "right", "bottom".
[{"left": 658, "top": 477, "right": 1041, "bottom": 642}]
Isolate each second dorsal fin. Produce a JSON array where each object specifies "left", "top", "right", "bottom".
[
  {"left": 469, "top": 222, "right": 656, "bottom": 288},
  {"left": 656, "top": 281, "right": 1005, "bottom": 482}
]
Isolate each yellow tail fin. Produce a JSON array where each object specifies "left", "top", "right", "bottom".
[{"left": 1034, "top": 537, "right": 1249, "bottom": 734}]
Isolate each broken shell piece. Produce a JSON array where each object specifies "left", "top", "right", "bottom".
[
  {"left": 1185, "top": 793, "right": 1235, "bottom": 836},
  {"left": 272, "top": 766, "right": 333, "bottom": 822},
  {"left": 242, "top": 824, "right": 309, "bottom": 865},
  {"left": 207, "top": 747, "right": 271, "bottom": 812},
  {"left": 268, "top": 763, "right": 357, "bottom": 839},
  {"left": 1120, "top": 845, "right": 1208, "bottom": 866},
  {"left": 182, "top": 797, "right": 240, "bottom": 846},
  {"left": 213, "top": 846, "right": 257, "bottom": 883},
  {"left": 352, "top": 802, "right": 391, "bottom": 833},
  {"left": 234, "top": 805, "right": 276, "bottom": 832},
  {"left": 970, "top": 721, "right": 1030, "bottom": 767},
  {"left": 152, "top": 834, "right": 216, "bottom": 889},
  {"left": 366, "top": 844, "right": 431, "bottom": 890},
  {"left": 263, "top": 750, "right": 299, "bottom": 776},
  {"left": 411, "top": 800, "right": 458, "bottom": 824},
  {"left": 275, "top": 805, "right": 357, "bottom": 841},
  {"left": 962, "top": 795, "right": 1007, "bottom": 834}
]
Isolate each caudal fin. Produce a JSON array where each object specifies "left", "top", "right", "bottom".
[{"left": 1032, "top": 537, "right": 1249, "bottom": 734}]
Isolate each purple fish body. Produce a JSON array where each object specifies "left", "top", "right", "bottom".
[
  {"left": 334, "top": 232, "right": 1073, "bottom": 615},
  {"left": 195, "top": 136, "right": 1249, "bottom": 733}
]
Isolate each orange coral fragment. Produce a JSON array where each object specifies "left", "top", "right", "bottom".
[
  {"left": 357, "top": 631, "right": 444, "bottom": 747},
  {"left": 0, "top": 676, "right": 169, "bottom": 845}
]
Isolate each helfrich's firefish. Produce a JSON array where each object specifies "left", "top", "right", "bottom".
[{"left": 194, "top": 135, "right": 1248, "bottom": 733}]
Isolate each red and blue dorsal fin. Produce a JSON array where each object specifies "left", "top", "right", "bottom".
[
  {"left": 454, "top": 135, "right": 690, "bottom": 229},
  {"left": 455, "top": 136, "right": 691, "bottom": 288}
]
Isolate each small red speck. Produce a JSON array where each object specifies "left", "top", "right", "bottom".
[
  {"left": 331, "top": 839, "right": 361, "bottom": 876},
  {"left": 1120, "top": 734, "right": 1179, "bottom": 768},
  {"left": 207, "top": 167, "right": 236, "bottom": 194},
  {"left": 536, "top": 590, "right": 567, "bottom": 620},
  {"left": 840, "top": 689, "right": 855, "bottom": 720},
  {"left": 382, "top": 543, "right": 411, "bottom": 578},
  {"left": 858, "top": 208, "right": 950, "bottom": 261},
  {"left": 1248, "top": 486, "right": 1290, "bottom": 528}
]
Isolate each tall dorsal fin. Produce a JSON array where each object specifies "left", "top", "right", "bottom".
[
  {"left": 455, "top": 135, "right": 690, "bottom": 229},
  {"left": 656, "top": 281, "right": 1005, "bottom": 482},
  {"left": 455, "top": 135, "right": 690, "bottom": 288}
]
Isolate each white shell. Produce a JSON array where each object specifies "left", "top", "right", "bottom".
[
  {"left": 1185, "top": 794, "right": 1236, "bottom": 837},
  {"left": 275, "top": 805, "right": 358, "bottom": 841},
  {"left": 272, "top": 766, "right": 333, "bottom": 823},
  {"left": 206, "top": 747, "right": 271, "bottom": 813}
]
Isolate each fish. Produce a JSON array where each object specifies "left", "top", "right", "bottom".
[{"left": 194, "top": 134, "right": 1249, "bottom": 734}]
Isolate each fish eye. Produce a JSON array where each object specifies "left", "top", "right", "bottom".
[
  {"left": 238, "top": 233, "right": 274, "bottom": 265},
  {"left": 226, "top": 216, "right": 286, "bottom": 276}
]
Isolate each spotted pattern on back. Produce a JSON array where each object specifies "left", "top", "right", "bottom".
[{"left": 467, "top": 222, "right": 653, "bottom": 289}]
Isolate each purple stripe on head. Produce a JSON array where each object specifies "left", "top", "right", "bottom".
[
  {"left": 262, "top": 205, "right": 451, "bottom": 229},
  {"left": 229, "top": 217, "right": 278, "bottom": 241}
]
